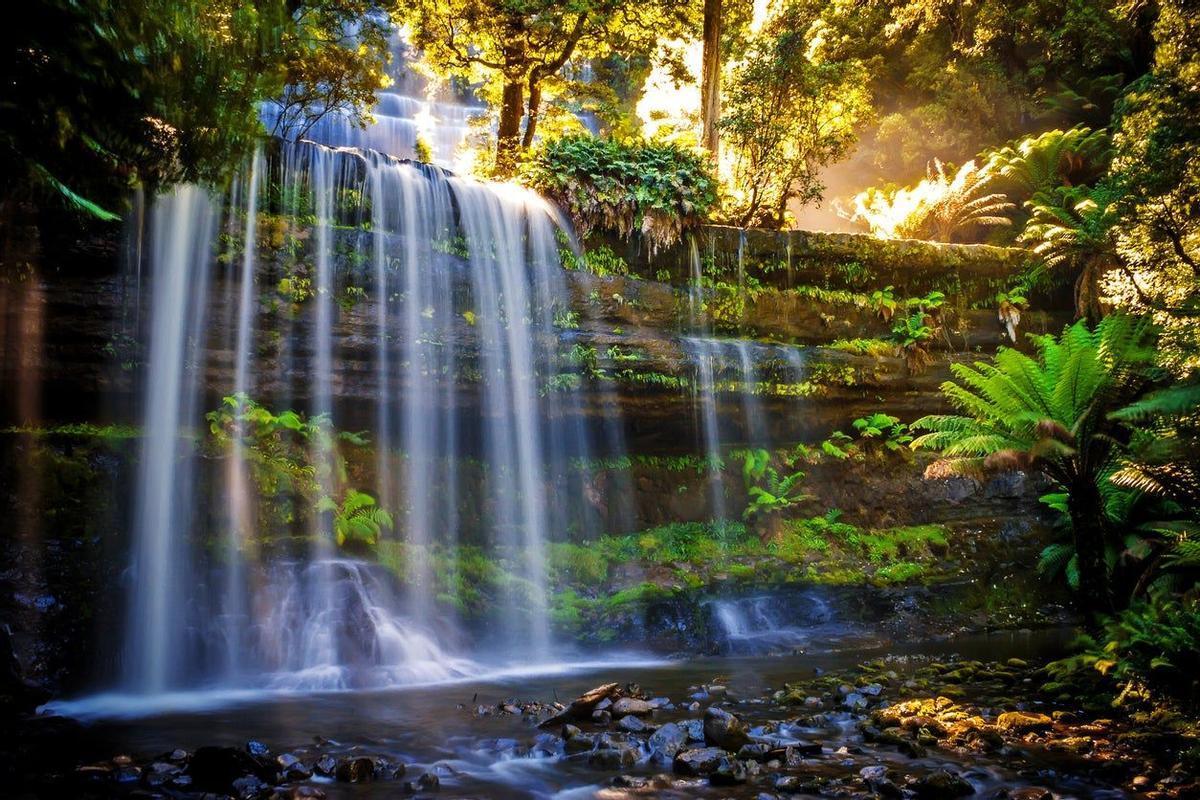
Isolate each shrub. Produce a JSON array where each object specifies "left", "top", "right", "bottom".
[{"left": 522, "top": 135, "right": 717, "bottom": 252}]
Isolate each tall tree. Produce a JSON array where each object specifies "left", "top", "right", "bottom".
[
  {"left": 700, "top": 0, "right": 722, "bottom": 157},
  {"left": 399, "top": 0, "right": 697, "bottom": 175}
]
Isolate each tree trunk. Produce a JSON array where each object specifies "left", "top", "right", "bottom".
[
  {"left": 700, "top": 0, "right": 722, "bottom": 158},
  {"left": 495, "top": 80, "right": 525, "bottom": 177},
  {"left": 521, "top": 80, "right": 542, "bottom": 150},
  {"left": 757, "top": 512, "right": 784, "bottom": 545},
  {"left": 1070, "top": 483, "right": 1113, "bottom": 622}
]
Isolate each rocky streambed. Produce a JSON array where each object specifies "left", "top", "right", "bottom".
[{"left": 6, "top": 632, "right": 1199, "bottom": 800}]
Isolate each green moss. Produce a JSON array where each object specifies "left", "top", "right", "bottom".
[
  {"left": 548, "top": 541, "right": 609, "bottom": 585},
  {"left": 827, "top": 338, "right": 895, "bottom": 357},
  {"left": 3, "top": 423, "right": 141, "bottom": 440},
  {"left": 875, "top": 561, "right": 926, "bottom": 583}
]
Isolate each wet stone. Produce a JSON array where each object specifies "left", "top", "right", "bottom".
[
  {"left": 231, "top": 774, "right": 270, "bottom": 800},
  {"left": 335, "top": 757, "right": 376, "bottom": 783},
  {"left": 710, "top": 759, "right": 748, "bottom": 786},
  {"left": 617, "top": 714, "right": 647, "bottom": 733},
  {"left": 276, "top": 753, "right": 312, "bottom": 781},
  {"left": 649, "top": 722, "right": 687, "bottom": 758},
  {"left": 673, "top": 747, "right": 728, "bottom": 776},
  {"left": 912, "top": 769, "right": 975, "bottom": 799},
  {"left": 313, "top": 755, "right": 337, "bottom": 777},
  {"left": 737, "top": 743, "right": 772, "bottom": 762},
  {"left": 704, "top": 706, "right": 751, "bottom": 751},
  {"left": 246, "top": 740, "right": 271, "bottom": 758},
  {"left": 611, "top": 697, "right": 654, "bottom": 717},
  {"left": 588, "top": 743, "right": 638, "bottom": 769}
]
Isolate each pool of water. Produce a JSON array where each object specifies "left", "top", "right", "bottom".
[{"left": 42, "top": 628, "right": 1094, "bottom": 799}]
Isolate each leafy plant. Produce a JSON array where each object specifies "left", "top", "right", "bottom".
[
  {"left": 1049, "top": 590, "right": 1200, "bottom": 709},
  {"left": 523, "top": 136, "right": 717, "bottom": 252},
  {"left": 741, "top": 449, "right": 813, "bottom": 543},
  {"left": 986, "top": 126, "right": 1112, "bottom": 200},
  {"left": 891, "top": 312, "right": 937, "bottom": 373},
  {"left": 1021, "top": 183, "right": 1120, "bottom": 319},
  {"left": 911, "top": 315, "right": 1161, "bottom": 614},
  {"left": 852, "top": 413, "right": 913, "bottom": 451},
  {"left": 869, "top": 286, "right": 898, "bottom": 321},
  {"left": 317, "top": 489, "right": 393, "bottom": 550},
  {"left": 849, "top": 159, "right": 1014, "bottom": 242}
]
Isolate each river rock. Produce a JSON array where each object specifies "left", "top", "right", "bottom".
[
  {"left": 276, "top": 753, "right": 311, "bottom": 781},
  {"left": 335, "top": 757, "right": 376, "bottom": 783},
  {"left": 588, "top": 743, "right": 638, "bottom": 769},
  {"left": 617, "top": 714, "right": 646, "bottom": 733},
  {"left": 649, "top": 722, "right": 687, "bottom": 758},
  {"left": 592, "top": 709, "right": 612, "bottom": 725},
  {"left": 704, "top": 706, "right": 751, "bottom": 751},
  {"left": 843, "top": 692, "right": 869, "bottom": 710},
  {"left": 913, "top": 769, "right": 975, "bottom": 798},
  {"left": 313, "top": 755, "right": 337, "bottom": 776},
  {"left": 710, "top": 758, "right": 747, "bottom": 786},
  {"left": 562, "top": 725, "right": 593, "bottom": 754},
  {"left": 416, "top": 771, "right": 440, "bottom": 791},
  {"left": 673, "top": 747, "right": 727, "bottom": 776},
  {"left": 245, "top": 740, "right": 271, "bottom": 758},
  {"left": 737, "top": 743, "right": 771, "bottom": 762},
  {"left": 188, "top": 746, "right": 276, "bottom": 793},
  {"left": 611, "top": 697, "right": 654, "bottom": 716},
  {"left": 996, "top": 711, "right": 1052, "bottom": 733},
  {"left": 232, "top": 774, "right": 271, "bottom": 800}
]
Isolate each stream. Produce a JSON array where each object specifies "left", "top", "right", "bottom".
[{"left": 41, "top": 628, "right": 1115, "bottom": 800}]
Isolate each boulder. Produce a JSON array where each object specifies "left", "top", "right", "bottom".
[
  {"left": 313, "top": 755, "right": 337, "bottom": 777},
  {"left": 617, "top": 715, "right": 646, "bottom": 733},
  {"left": 611, "top": 697, "right": 654, "bottom": 717},
  {"left": 703, "top": 706, "right": 751, "bottom": 751},
  {"left": 996, "top": 711, "right": 1052, "bottom": 733},
  {"left": 673, "top": 747, "right": 728, "bottom": 776},
  {"left": 648, "top": 722, "right": 688, "bottom": 758},
  {"left": 188, "top": 746, "right": 276, "bottom": 793},
  {"left": 335, "top": 757, "right": 376, "bottom": 783},
  {"left": 587, "top": 744, "right": 638, "bottom": 769},
  {"left": 913, "top": 769, "right": 975, "bottom": 799}
]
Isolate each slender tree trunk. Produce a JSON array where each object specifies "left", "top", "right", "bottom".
[
  {"left": 700, "top": 0, "right": 722, "bottom": 158},
  {"left": 522, "top": 79, "right": 542, "bottom": 150},
  {"left": 495, "top": 80, "right": 525, "bottom": 177},
  {"left": 1070, "top": 483, "right": 1114, "bottom": 623}
]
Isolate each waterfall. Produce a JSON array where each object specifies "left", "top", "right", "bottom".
[
  {"left": 109, "top": 133, "right": 624, "bottom": 700},
  {"left": 707, "top": 593, "right": 837, "bottom": 655},
  {"left": 125, "top": 186, "right": 216, "bottom": 692}
]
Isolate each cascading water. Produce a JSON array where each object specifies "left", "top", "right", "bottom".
[
  {"left": 91, "top": 126, "right": 625, "bottom": 707},
  {"left": 706, "top": 592, "right": 839, "bottom": 655},
  {"left": 124, "top": 186, "right": 216, "bottom": 693}
]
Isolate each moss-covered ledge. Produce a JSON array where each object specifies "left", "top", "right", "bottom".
[{"left": 589, "top": 225, "right": 1040, "bottom": 306}]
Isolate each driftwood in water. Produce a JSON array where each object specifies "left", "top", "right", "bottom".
[{"left": 537, "top": 682, "right": 621, "bottom": 728}]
